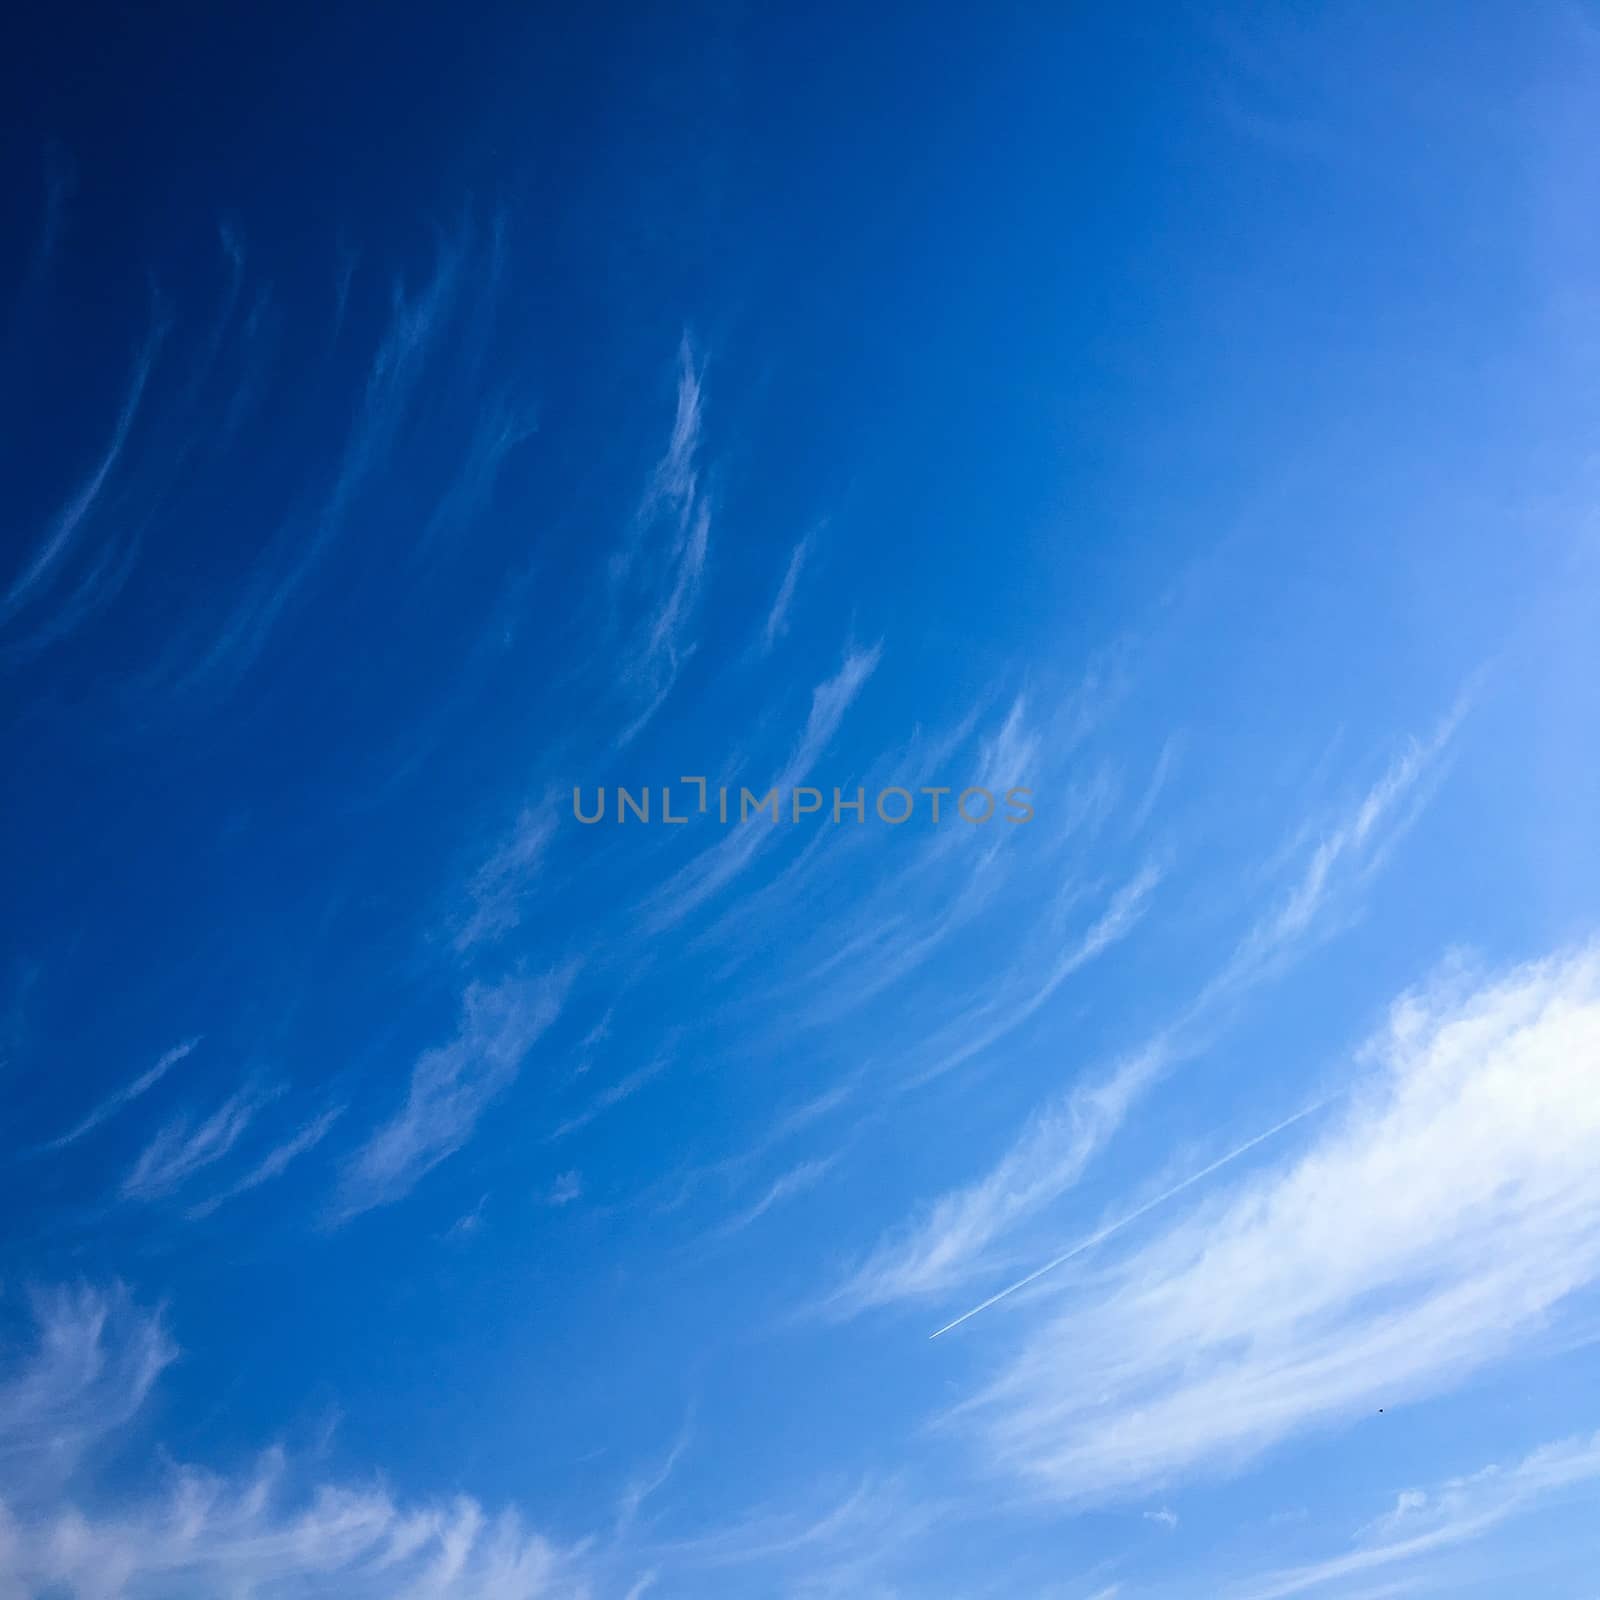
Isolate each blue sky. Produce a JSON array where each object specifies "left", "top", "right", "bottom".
[{"left": 3, "top": 3, "right": 1600, "bottom": 1596}]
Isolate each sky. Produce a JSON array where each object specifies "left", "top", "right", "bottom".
[{"left": 3, "top": 2, "right": 1600, "bottom": 1596}]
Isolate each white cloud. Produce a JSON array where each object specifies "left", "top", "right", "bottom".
[
  {"left": 714, "top": 1157, "right": 839, "bottom": 1239},
  {"left": 123, "top": 1085, "right": 276, "bottom": 1202},
  {"left": 1237, "top": 1429, "right": 1600, "bottom": 1599},
  {"left": 928, "top": 1098, "right": 1331, "bottom": 1340},
  {"left": 615, "top": 338, "right": 711, "bottom": 745},
  {"left": 1, "top": 1455, "right": 589, "bottom": 1600},
  {"left": 962, "top": 943, "right": 1600, "bottom": 1502},
  {"left": 163, "top": 228, "right": 474, "bottom": 698},
  {"left": 638, "top": 643, "right": 881, "bottom": 934},
  {"left": 760, "top": 532, "right": 812, "bottom": 653},
  {"left": 0, "top": 1284, "right": 174, "bottom": 1487},
  {"left": 0, "top": 321, "right": 164, "bottom": 629},
  {"left": 336, "top": 969, "right": 575, "bottom": 1219},
  {"left": 38, "top": 1039, "right": 198, "bottom": 1152},
  {"left": 831, "top": 714, "right": 1457, "bottom": 1319},
  {"left": 443, "top": 1194, "right": 490, "bottom": 1241},
  {"left": 0, "top": 1285, "right": 929, "bottom": 1600},
  {"left": 652, "top": 1475, "right": 942, "bottom": 1597},
  {"left": 636, "top": 334, "right": 703, "bottom": 535},
  {"left": 0, "top": 1285, "right": 615, "bottom": 1600},
  {"left": 614, "top": 1422, "right": 692, "bottom": 1538},
  {"left": 1200, "top": 709, "right": 1462, "bottom": 1009},
  {"left": 550, "top": 1053, "right": 670, "bottom": 1140},
  {"left": 454, "top": 803, "right": 558, "bottom": 952},
  {"left": 826, "top": 1034, "right": 1167, "bottom": 1319},
  {"left": 904, "top": 860, "right": 1163, "bottom": 1088},
  {"left": 763, "top": 694, "right": 1071, "bottom": 1031},
  {"left": 185, "top": 1105, "right": 345, "bottom": 1219}
]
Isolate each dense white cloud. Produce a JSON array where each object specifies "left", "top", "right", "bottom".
[{"left": 962, "top": 943, "right": 1600, "bottom": 1500}]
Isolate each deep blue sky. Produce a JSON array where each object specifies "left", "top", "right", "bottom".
[{"left": 3, "top": 4, "right": 1600, "bottom": 1598}]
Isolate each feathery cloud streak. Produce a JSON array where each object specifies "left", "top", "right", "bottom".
[
  {"left": 761, "top": 532, "right": 812, "bottom": 654},
  {"left": 122, "top": 1084, "right": 277, "bottom": 1202},
  {"left": 336, "top": 968, "right": 575, "bottom": 1219},
  {"left": 833, "top": 714, "right": 1459, "bottom": 1317},
  {"left": 35, "top": 1039, "right": 197, "bottom": 1152},
  {"left": 638, "top": 642, "right": 882, "bottom": 934},
  {"left": 1237, "top": 1430, "right": 1600, "bottom": 1600},
  {"left": 1, "top": 321, "right": 165, "bottom": 629}
]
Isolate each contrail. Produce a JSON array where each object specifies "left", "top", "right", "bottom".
[{"left": 929, "top": 1096, "right": 1337, "bottom": 1339}]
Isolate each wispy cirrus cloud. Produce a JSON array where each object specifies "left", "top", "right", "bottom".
[
  {"left": 826, "top": 1035, "right": 1167, "bottom": 1318},
  {"left": 551, "top": 1050, "right": 672, "bottom": 1141},
  {"left": 35, "top": 1038, "right": 198, "bottom": 1153},
  {"left": 929, "top": 1096, "right": 1333, "bottom": 1339},
  {"left": 1236, "top": 1429, "right": 1600, "bottom": 1600},
  {"left": 545, "top": 1169, "right": 583, "bottom": 1206},
  {"left": 760, "top": 531, "right": 812, "bottom": 654},
  {"left": 615, "top": 337, "right": 712, "bottom": 745},
  {"left": 635, "top": 334, "right": 703, "bottom": 540},
  {"left": 0, "top": 1284, "right": 604, "bottom": 1599},
  {"left": 638, "top": 641, "right": 882, "bottom": 934},
  {"left": 453, "top": 799, "right": 558, "bottom": 953},
  {"left": 902, "top": 859, "right": 1163, "bottom": 1089},
  {"left": 713, "top": 1156, "right": 841, "bottom": 1240},
  {"left": 761, "top": 694, "right": 1078, "bottom": 1030},
  {"left": 615, "top": 1418, "right": 694, "bottom": 1538},
  {"left": 412, "top": 394, "right": 539, "bottom": 568},
  {"left": 122, "top": 1084, "right": 278, "bottom": 1202},
  {"left": 617, "top": 505, "right": 710, "bottom": 748},
  {"left": 164, "top": 226, "right": 476, "bottom": 698},
  {"left": 185, "top": 1104, "right": 345, "bottom": 1220},
  {"left": 0, "top": 1283, "right": 175, "bottom": 1485},
  {"left": 832, "top": 712, "right": 1460, "bottom": 1319},
  {"left": 15, "top": 146, "right": 73, "bottom": 297},
  {"left": 650, "top": 1474, "right": 945, "bottom": 1597},
  {"left": 815, "top": 853, "right": 1163, "bottom": 1321},
  {"left": 335, "top": 967, "right": 576, "bottom": 1219},
  {"left": 0, "top": 1466, "right": 592, "bottom": 1599},
  {"left": 1199, "top": 705, "right": 1465, "bottom": 1008},
  {"left": 1126, "top": 734, "right": 1181, "bottom": 838},
  {"left": 0, "top": 318, "right": 166, "bottom": 632},
  {"left": 714, "top": 686, "right": 1124, "bottom": 1071},
  {"left": 961, "top": 942, "right": 1600, "bottom": 1503},
  {"left": 0, "top": 1282, "right": 924, "bottom": 1600}
]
